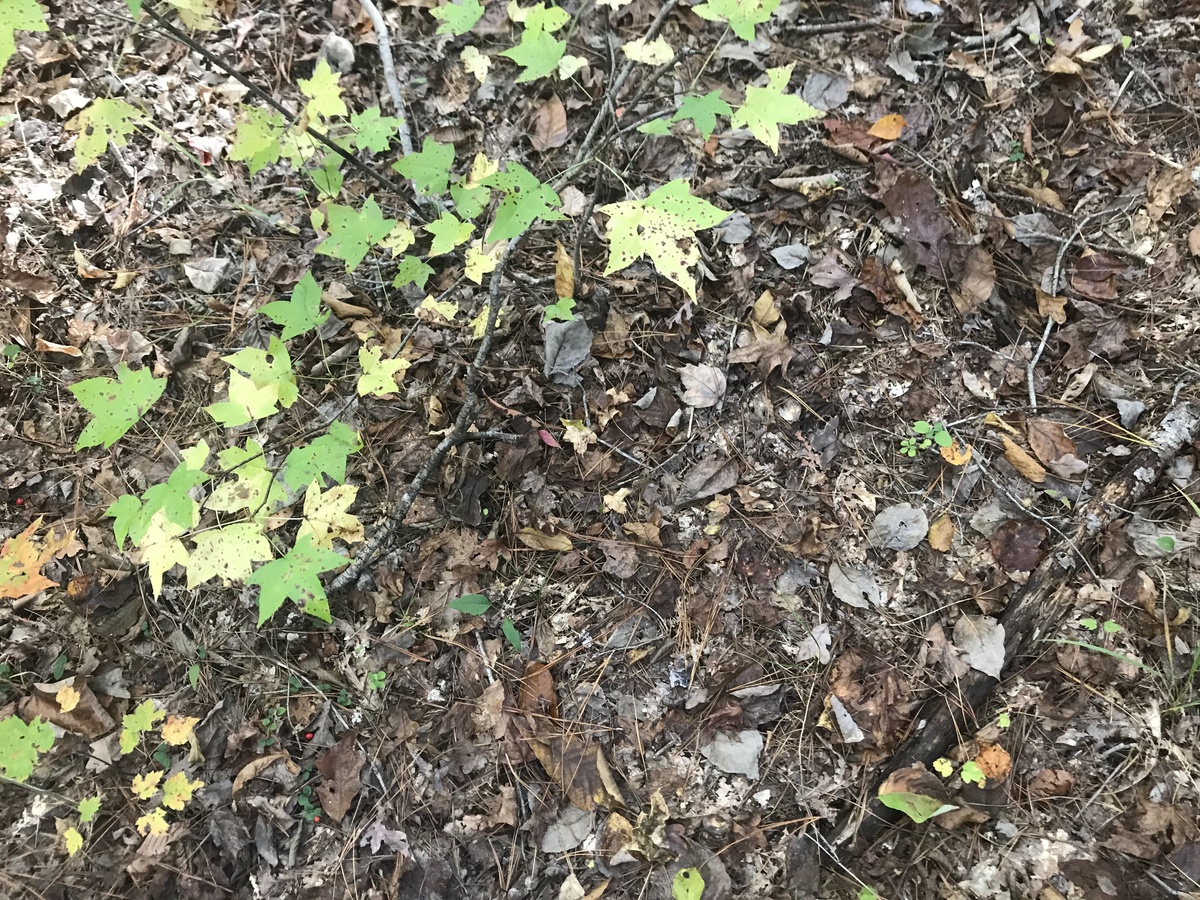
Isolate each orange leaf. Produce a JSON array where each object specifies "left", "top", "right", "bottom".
[
  {"left": 939, "top": 439, "right": 973, "bottom": 466},
  {"left": 867, "top": 113, "right": 905, "bottom": 141},
  {"left": 0, "top": 517, "right": 78, "bottom": 600}
]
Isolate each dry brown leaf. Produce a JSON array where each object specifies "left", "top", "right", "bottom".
[
  {"left": 517, "top": 660, "right": 558, "bottom": 719},
  {"left": 530, "top": 735, "right": 623, "bottom": 811},
  {"left": 679, "top": 364, "right": 726, "bottom": 408},
  {"left": 1035, "top": 287, "right": 1068, "bottom": 324},
  {"left": 1188, "top": 223, "right": 1200, "bottom": 256},
  {"left": 0, "top": 517, "right": 78, "bottom": 600},
  {"left": 975, "top": 742, "right": 1012, "bottom": 785},
  {"left": 315, "top": 731, "right": 366, "bottom": 823},
  {"left": 530, "top": 95, "right": 568, "bottom": 151},
  {"left": 516, "top": 528, "right": 574, "bottom": 552},
  {"left": 554, "top": 240, "right": 574, "bottom": 300},
  {"left": 1044, "top": 54, "right": 1082, "bottom": 75},
  {"left": 232, "top": 752, "right": 300, "bottom": 795},
  {"left": 927, "top": 514, "right": 954, "bottom": 552},
  {"left": 22, "top": 676, "right": 114, "bottom": 739},
  {"left": 1001, "top": 436, "right": 1047, "bottom": 483},
  {"left": 1027, "top": 419, "right": 1087, "bottom": 478},
  {"left": 990, "top": 520, "right": 1048, "bottom": 573},
  {"left": 951, "top": 246, "right": 995, "bottom": 315},
  {"left": 1027, "top": 767, "right": 1075, "bottom": 798}
]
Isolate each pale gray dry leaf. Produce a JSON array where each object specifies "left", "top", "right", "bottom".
[
  {"left": 867, "top": 503, "right": 929, "bottom": 551},
  {"left": 828, "top": 694, "right": 865, "bottom": 742},
  {"left": 541, "top": 804, "right": 593, "bottom": 853},
  {"left": 953, "top": 615, "right": 1005, "bottom": 679},
  {"left": 600, "top": 541, "right": 639, "bottom": 578},
  {"left": 543, "top": 318, "right": 593, "bottom": 385},
  {"left": 1114, "top": 398, "right": 1146, "bottom": 428},
  {"left": 802, "top": 71, "right": 848, "bottom": 110},
  {"left": 1009, "top": 213, "right": 1059, "bottom": 248},
  {"left": 675, "top": 456, "right": 738, "bottom": 507},
  {"left": 793, "top": 622, "right": 832, "bottom": 664},
  {"left": 700, "top": 729, "right": 763, "bottom": 779},
  {"left": 679, "top": 364, "right": 726, "bottom": 408},
  {"left": 770, "top": 243, "right": 811, "bottom": 269},
  {"left": 183, "top": 257, "right": 232, "bottom": 293},
  {"left": 360, "top": 819, "right": 410, "bottom": 855},
  {"left": 718, "top": 212, "right": 753, "bottom": 244},
  {"left": 827, "top": 561, "right": 883, "bottom": 608}
]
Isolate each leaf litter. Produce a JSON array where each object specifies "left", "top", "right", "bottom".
[{"left": 2, "top": 0, "right": 1200, "bottom": 897}]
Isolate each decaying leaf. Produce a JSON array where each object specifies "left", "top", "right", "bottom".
[
  {"left": 315, "top": 731, "right": 366, "bottom": 823},
  {"left": 1002, "top": 436, "right": 1046, "bottom": 483},
  {"left": 679, "top": 364, "right": 726, "bottom": 408},
  {"left": 0, "top": 517, "right": 78, "bottom": 600},
  {"left": 1027, "top": 419, "right": 1088, "bottom": 479},
  {"left": 953, "top": 615, "right": 1005, "bottom": 679}
]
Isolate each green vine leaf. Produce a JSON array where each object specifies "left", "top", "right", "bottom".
[
  {"left": 299, "top": 58, "right": 348, "bottom": 122},
  {"left": 205, "top": 337, "right": 298, "bottom": 426},
  {"left": 283, "top": 421, "right": 363, "bottom": 491},
  {"left": 730, "top": 63, "right": 821, "bottom": 154},
  {"left": 431, "top": 0, "right": 484, "bottom": 36},
  {"left": 500, "top": 2, "right": 569, "bottom": 82},
  {"left": 691, "top": 0, "right": 779, "bottom": 42},
  {"left": 599, "top": 179, "right": 727, "bottom": 299},
  {"left": 260, "top": 271, "right": 330, "bottom": 340},
  {"left": 249, "top": 535, "right": 347, "bottom": 625},
  {"left": 347, "top": 106, "right": 404, "bottom": 153},
  {"left": 0, "top": 714, "right": 54, "bottom": 781},
  {"left": 120, "top": 700, "right": 165, "bottom": 754},
  {"left": 425, "top": 212, "right": 475, "bottom": 256},
  {"left": 482, "top": 161, "right": 564, "bottom": 241},
  {"left": 70, "top": 362, "right": 166, "bottom": 450},
  {"left": 66, "top": 99, "right": 145, "bottom": 173},
  {"left": 393, "top": 255, "right": 435, "bottom": 290},
  {"left": 315, "top": 196, "right": 397, "bottom": 272},
  {"left": 392, "top": 137, "right": 455, "bottom": 196},
  {"left": 228, "top": 107, "right": 285, "bottom": 174},
  {"left": 0, "top": 0, "right": 48, "bottom": 77}
]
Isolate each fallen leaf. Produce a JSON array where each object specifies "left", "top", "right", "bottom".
[
  {"left": 232, "top": 752, "right": 300, "bottom": 795},
  {"left": 867, "top": 113, "right": 905, "bottom": 140},
  {"left": 679, "top": 364, "right": 726, "bottom": 408},
  {"left": 530, "top": 94, "right": 569, "bottom": 151},
  {"left": 1027, "top": 419, "right": 1088, "bottom": 478},
  {"left": 953, "top": 615, "right": 1005, "bottom": 678},
  {"left": 554, "top": 240, "right": 574, "bottom": 300},
  {"left": 315, "top": 731, "right": 365, "bottom": 822},
  {"left": 927, "top": 515, "right": 954, "bottom": 552},
  {"left": 975, "top": 742, "right": 1012, "bottom": 785},
  {"left": 878, "top": 763, "right": 956, "bottom": 823},
  {"left": 990, "top": 520, "right": 1048, "bottom": 574},
  {"left": 828, "top": 561, "right": 883, "bottom": 608},
  {"left": 1002, "top": 436, "right": 1046, "bottom": 483},
  {"left": 867, "top": 503, "right": 928, "bottom": 551},
  {"left": 542, "top": 804, "right": 593, "bottom": 853},
  {"left": 1027, "top": 767, "right": 1075, "bottom": 799},
  {"left": 544, "top": 318, "right": 593, "bottom": 385},
  {"left": 0, "top": 518, "right": 78, "bottom": 600},
  {"left": 699, "top": 729, "right": 763, "bottom": 779},
  {"left": 516, "top": 528, "right": 574, "bottom": 552},
  {"left": 939, "top": 439, "right": 972, "bottom": 466},
  {"left": 675, "top": 457, "right": 738, "bottom": 507}
]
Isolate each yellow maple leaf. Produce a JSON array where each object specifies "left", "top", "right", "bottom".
[
  {"left": 136, "top": 808, "right": 169, "bottom": 837},
  {"left": 297, "top": 482, "right": 364, "bottom": 550},
  {"left": 162, "top": 772, "right": 204, "bottom": 811},
  {"left": 56, "top": 685, "right": 80, "bottom": 714},
  {"left": 63, "top": 826, "right": 83, "bottom": 856},
  {"left": 132, "top": 771, "right": 163, "bottom": 799},
  {"left": 161, "top": 715, "right": 200, "bottom": 746}
]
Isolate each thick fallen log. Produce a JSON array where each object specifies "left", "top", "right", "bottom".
[{"left": 828, "top": 401, "right": 1200, "bottom": 856}]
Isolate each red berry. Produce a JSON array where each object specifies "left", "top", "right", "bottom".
[
  {"left": 305, "top": 732, "right": 314, "bottom": 740},
  {"left": 14, "top": 498, "right": 23, "bottom": 506},
  {"left": 313, "top": 816, "right": 320, "bottom": 823}
]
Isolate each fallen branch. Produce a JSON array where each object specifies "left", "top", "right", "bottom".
[
  {"left": 357, "top": 0, "right": 415, "bottom": 157},
  {"left": 827, "top": 400, "right": 1200, "bottom": 855}
]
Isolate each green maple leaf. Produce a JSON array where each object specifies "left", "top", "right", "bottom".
[
  {"left": 283, "top": 421, "right": 363, "bottom": 491},
  {"left": 316, "top": 196, "right": 397, "bottom": 272},
  {"left": 249, "top": 535, "right": 346, "bottom": 624},
  {"left": 692, "top": 0, "right": 779, "bottom": 41},
  {"left": 299, "top": 59, "right": 348, "bottom": 121},
  {"left": 120, "top": 700, "right": 165, "bottom": 754},
  {"left": 309, "top": 154, "right": 344, "bottom": 199},
  {"left": 673, "top": 91, "right": 733, "bottom": 139},
  {"left": 0, "top": 0, "right": 48, "bottom": 77},
  {"left": 206, "top": 337, "right": 297, "bottom": 426},
  {"left": 599, "top": 179, "right": 727, "bottom": 299},
  {"left": 207, "top": 440, "right": 283, "bottom": 516},
  {"left": 228, "top": 107, "right": 285, "bottom": 174},
  {"left": 77, "top": 795, "right": 102, "bottom": 824},
  {"left": 392, "top": 137, "right": 455, "bottom": 196},
  {"left": 260, "top": 270, "right": 330, "bottom": 340},
  {"left": 500, "top": 5, "right": 567, "bottom": 83},
  {"left": 110, "top": 441, "right": 207, "bottom": 550},
  {"left": 67, "top": 98, "right": 145, "bottom": 173},
  {"left": 482, "top": 162, "right": 563, "bottom": 241},
  {"left": 186, "top": 521, "right": 273, "bottom": 588},
  {"left": 672, "top": 868, "right": 705, "bottom": 900},
  {"left": 357, "top": 346, "right": 411, "bottom": 398},
  {"left": 348, "top": 106, "right": 403, "bottom": 153},
  {"left": 450, "top": 179, "right": 490, "bottom": 220},
  {"left": 543, "top": 296, "right": 575, "bottom": 322},
  {"left": 206, "top": 372, "right": 280, "bottom": 426},
  {"left": 0, "top": 715, "right": 54, "bottom": 781},
  {"left": 425, "top": 212, "right": 475, "bottom": 256},
  {"left": 70, "top": 363, "right": 166, "bottom": 450},
  {"left": 393, "top": 255, "right": 435, "bottom": 290},
  {"left": 431, "top": 0, "right": 484, "bottom": 35},
  {"left": 730, "top": 63, "right": 821, "bottom": 154}
]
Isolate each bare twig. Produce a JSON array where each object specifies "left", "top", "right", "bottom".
[
  {"left": 357, "top": 0, "right": 414, "bottom": 157},
  {"left": 330, "top": 238, "right": 526, "bottom": 591}
]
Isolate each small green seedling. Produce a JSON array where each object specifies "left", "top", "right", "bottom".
[
  {"left": 543, "top": 296, "right": 576, "bottom": 323},
  {"left": 1080, "top": 618, "right": 1122, "bottom": 634},
  {"left": 366, "top": 671, "right": 386, "bottom": 691},
  {"left": 900, "top": 420, "right": 953, "bottom": 457}
]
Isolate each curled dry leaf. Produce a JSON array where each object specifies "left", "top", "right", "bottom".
[
  {"left": 1027, "top": 419, "right": 1088, "bottom": 479},
  {"left": 974, "top": 742, "right": 1012, "bottom": 785},
  {"left": 927, "top": 514, "right": 954, "bottom": 552}
]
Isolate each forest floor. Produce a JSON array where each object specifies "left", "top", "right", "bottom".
[{"left": 2, "top": 0, "right": 1200, "bottom": 898}]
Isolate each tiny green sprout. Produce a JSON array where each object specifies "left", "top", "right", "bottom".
[
  {"left": 2, "top": 344, "right": 19, "bottom": 367},
  {"left": 961, "top": 760, "right": 985, "bottom": 786},
  {"left": 186, "top": 664, "right": 200, "bottom": 690},
  {"left": 1102, "top": 620, "right": 1122, "bottom": 634},
  {"left": 502, "top": 617, "right": 522, "bottom": 652},
  {"left": 51, "top": 654, "right": 68, "bottom": 680},
  {"left": 1080, "top": 617, "right": 1099, "bottom": 631},
  {"left": 544, "top": 296, "right": 576, "bottom": 323},
  {"left": 1008, "top": 140, "right": 1025, "bottom": 162},
  {"left": 1120, "top": 34, "right": 1132, "bottom": 50},
  {"left": 997, "top": 711, "right": 1011, "bottom": 729},
  {"left": 366, "top": 671, "right": 386, "bottom": 691},
  {"left": 337, "top": 688, "right": 351, "bottom": 706},
  {"left": 1156, "top": 535, "right": 1176, "bottom": 553},
  {"left": 858, "top": 887, "right": 879, "bottom": 900},
  {"left": 933, "top": 757, "right": 953, "bottom": 777}
]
